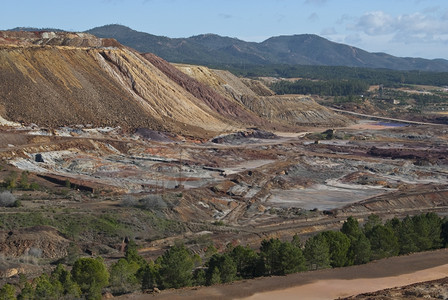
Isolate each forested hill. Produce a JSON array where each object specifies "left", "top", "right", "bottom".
[{"left": 86, "top": 24, "right": 448, "bottom": 72}]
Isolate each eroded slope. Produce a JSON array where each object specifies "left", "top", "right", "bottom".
[
  {"left": 0, "top": 32, "right": 236, "bottom": 137},
  {"left": 175, "top": 64, "right": 350, "bottom": 127},
  {"left": 142, "top": 53, "right": 267, "bottom": 128}
]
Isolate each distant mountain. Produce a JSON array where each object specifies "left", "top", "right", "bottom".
[{"left": 86, "top": 24, "right": 448, "bottom": 72}]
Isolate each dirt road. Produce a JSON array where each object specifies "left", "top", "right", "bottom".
[
  {"left": 120, "top": 248, "right": 448, "bottom": 300},
  {"left": 330, "top": 107, "right": 442, "bottom": 126}
]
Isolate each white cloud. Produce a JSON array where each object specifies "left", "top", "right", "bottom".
[
  {"left": 349, "top": 10, "right": 448, "bottom": 44},
  {"left": 350, "top": 11, "right": 395, "bottom": 35}
]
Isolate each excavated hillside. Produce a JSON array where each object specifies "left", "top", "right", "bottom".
[
  {"left": 141, "top": 53, "right": 268, "bottom": 128},
  {"left": 0, "top": 31, "right": 350, "bottom": 138},
  {"left": 0, "top": 31, "right": 242, "bottom": 137},
  {"left": 175, "top": 64, "right": 350, "bottom": 127}
]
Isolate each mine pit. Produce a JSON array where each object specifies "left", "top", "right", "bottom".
[
  {"left": 1, "top": 30, "right": 448, "bottom": 298},
  {"left": 11, "top": 150, "right": 225, "bottom": 192},
  {"left": 268, "top": 184, "right": 392, "bottom": 211}
]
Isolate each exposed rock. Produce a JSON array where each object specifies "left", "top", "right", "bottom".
[
  {"left": 0, "top": 260, "right": 22, "bottom": 278},
  {"left": 142, "top": 53, "right": 266, "bottom": 128},
  {"left": 102, "top": 291, "right": 114, "bottom": 299},
  {"left": 211, "top": 129, "right": 277, "bottom": 144},
  {"left": 175, "top": 64, "right": 350, "bottom": 127},
  {"left": 0, "top": 226, "right": 70, "bottom": 259},
  {"left": 240, "top": 78, "right": 275, "bottom": 96},
  {"left": 0, "top": 31, "right": 234, "bottom": 138},
  {"left": 0, "top": 31, "right": 349, "bottom": 140},
  {"left": 134, "top": 128, "right": 174, "bottom": 142}
]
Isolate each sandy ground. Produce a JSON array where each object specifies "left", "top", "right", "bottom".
[
  {"left": 245, "top": 264, "right": 448, "bottom": 300},
  {"left": 123, "top": 248, "right": 448, "bottom": 300}
]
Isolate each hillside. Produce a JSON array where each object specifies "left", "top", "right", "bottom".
[
  {"left": 1, "top": 30, "right": 448, "bottom": 299},
  {"left": 0, "top": 31, "right": 350, "bottom": 137},
  {"left": 87, "top": 24, "right": 448, "bottom": 72},
  {"left": 175, "top": 64, "right": 349, "bottom": 127},
  {"left": 0, "top": 31, "right": 245, "bottom": 137}
]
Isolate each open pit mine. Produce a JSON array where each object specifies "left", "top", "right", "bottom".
[{"left": 0, "top": 31, "right": 447, "bottom": 297}]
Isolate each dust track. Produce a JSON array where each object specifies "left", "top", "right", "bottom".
[{"left": 120, "top": 248, "right": 448, "bottom": 300}]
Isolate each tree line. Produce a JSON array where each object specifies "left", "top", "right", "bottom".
[
  {"left": 271, "top": 79, "right": 369, "bottom": 96},
  {"left": 219, "top": 64, "right": 448, "bottom": 87},
  {"left": 1, "top": 212, "right": 448, "bottom": 299}
]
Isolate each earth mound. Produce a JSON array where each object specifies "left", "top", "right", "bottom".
[
  {"left": 211, "top": 129, "right": 278, "bottom": 144},
  {"left": 0, "top": 225, "right": 70, "bottom": 259},
  {"left": 175, "top": 64, "right": 350, "bottom": 127},
  {"left": 0, "top": 31, "right": 349, "bottom": 139}
]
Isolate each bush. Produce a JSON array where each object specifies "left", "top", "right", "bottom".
[
  {"left": 0, "top": 283, "right": 16, "bottom": 300},
  {"left": 29, "top": 182, "right": 40, "bottom": 191},
  {"left": 0, "top": 191, "right": 16, "bottom": 207},
  {"left": 19, "top": 171, "right": 29, "bottom": 190},
  {"left": 139, "top": 195, "right": 167, "bottom": 210},
  {"left": 120, "top": 195, "right": 138, "bottom": 207},
  {"left": 3, "top": 171, "right": 18, "bottom": 190},
  {"left": 28, "top": 247, "right": 43, "bottom": 258}
]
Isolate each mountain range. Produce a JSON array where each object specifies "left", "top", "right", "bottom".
[
  {"left": 85, "top": 24, "right": 448, "bottom": 72},
  {"left": 9, "top": 25, "right": 448, "bottom": 72}
]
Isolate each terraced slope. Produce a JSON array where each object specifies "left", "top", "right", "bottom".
[{"left": 175, "top": 64, "right": 349, "bottom": 127}]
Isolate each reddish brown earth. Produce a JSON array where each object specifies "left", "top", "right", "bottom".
[{"left": 0, "top": 226, "right": 69, "bottom": 259}]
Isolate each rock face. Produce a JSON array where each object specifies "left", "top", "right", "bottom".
[{"left": 337, "top": 186, "right": 448, "bottom": 216}]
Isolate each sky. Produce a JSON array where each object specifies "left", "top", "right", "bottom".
[{"left": 2, "top": 0, "right": 448, "bottom": 59}]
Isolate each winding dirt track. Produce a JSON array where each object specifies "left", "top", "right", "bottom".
[
  {"left": 330, "top": 107, "right": 442, "bottom": 126},
  {"left": 120, "top": 248, "right": 448, "bottom": 300}
]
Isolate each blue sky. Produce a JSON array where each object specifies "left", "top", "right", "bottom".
[{"left": 2, "top": 0, "right": 448, "bottom": 59}]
